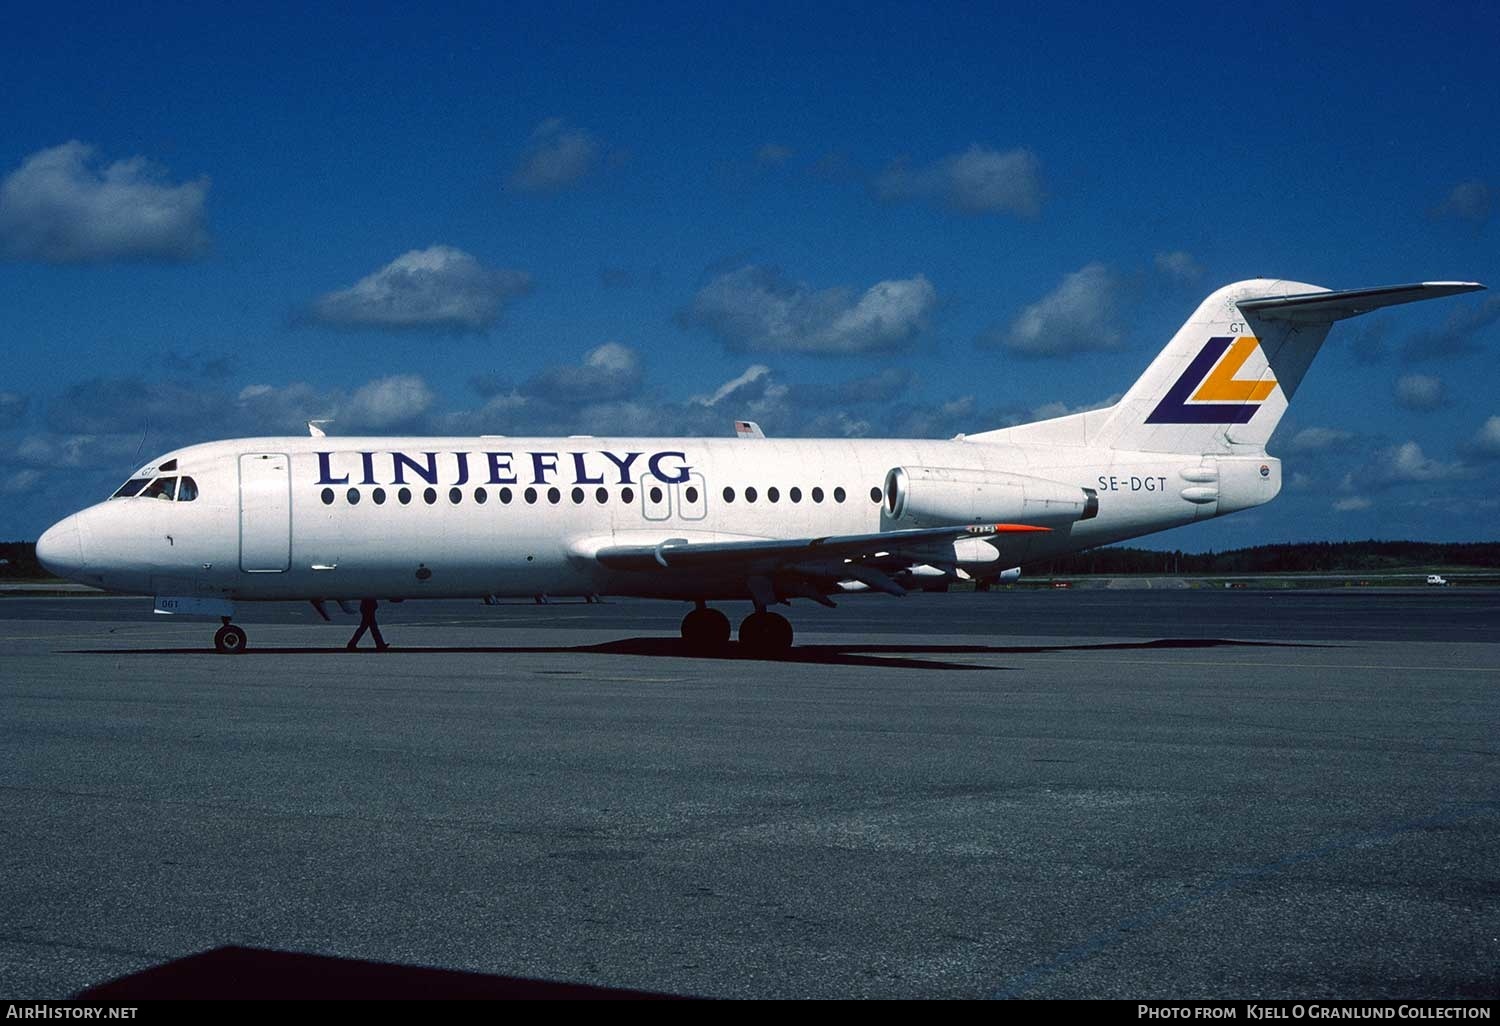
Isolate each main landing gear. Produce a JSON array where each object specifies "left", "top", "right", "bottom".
[
  {"left": 214, "top": 617, "right": 248, "bottom": 654},
  {"left": 680, "top": 604, "right": 731, "bottom": 651},
  {"left": 679, "top": 602, "right": 794, "bottom": 656},
  {"left": 738, "top": 610, "right": 793, "bottom": 653}
]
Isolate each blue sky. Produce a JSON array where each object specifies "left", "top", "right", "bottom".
[{"left": 2, "top": 1, "right": 1498, "bottom": 547}]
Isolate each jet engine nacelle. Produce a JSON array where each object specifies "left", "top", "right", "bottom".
[{"left": 883, "top": 466, "right": 1098, "bottom": 528}]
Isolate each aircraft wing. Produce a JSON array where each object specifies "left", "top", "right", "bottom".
[{"left": 591, "top": 523, "right": 1047, "bottom": 590}]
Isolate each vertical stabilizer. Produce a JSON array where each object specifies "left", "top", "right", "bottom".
[{"left": 1091, "top": 279, "right": 1483, "bottom": 454}]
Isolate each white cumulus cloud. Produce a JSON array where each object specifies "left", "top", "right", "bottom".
[
  {"left": 681, "top": 266, "right": 937, "bottom": 354},
  {"left": 1464, "top": 415, "right": 1500, "bottom": 460},
  {"left": 510, "top": 119, "right": 600, "bottom": 193},
  {"left": 1376, "top": 441, "right": 1464, "bottom": 484},
  {"left": 0, "top": 469, "right": 42, "bottom": 495},
  {"left": 15, "top": 432, "right": 143, "bottom": 470},
  {"left": 0, "top": 141, "right": 209, "bottom": 263},
  {"left": 307, "top": 246, "right": 533, "bottom": 333},
  {"left": 876, "top": 145, "right": 1043, "bottom": 218},
  {"left": 1430, "top": 179, "right": 1491, "bottom": 225},
  {"left": 341, "top": 375, "right": 436, "bottom": 430},
  {"left": 231, "top": 376, "right": 434, "bottom": 433},
  {"left": 982, "top": 263, "right": 1123, "bottom": 358},
  {"left": 523, "top": 342, "right": 643, "bottom": 404},
  {"left": 1284, "top": 426, "right": 1354, "bottom": 452},
  {"left": 1154, "top": 250, "right": 1203, "bottom": 282},
  {"left": 1394, "top": 374, "right": 1445, "bottom": 411}
]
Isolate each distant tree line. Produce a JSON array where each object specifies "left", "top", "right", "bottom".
[
  {"left": 1030, "top": 540, "right": 1500, "bottom": 576},
  {"left": 0, "top": 542, "right": 46, "bottom": 579}
]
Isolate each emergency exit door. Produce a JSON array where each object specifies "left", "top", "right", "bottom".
[{"left": 240, "top": 452, "right": 291, "bottom": 572}]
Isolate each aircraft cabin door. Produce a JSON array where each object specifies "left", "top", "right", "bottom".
[{"left": 239, "top": 452, "right": 291, "bottom": 572}]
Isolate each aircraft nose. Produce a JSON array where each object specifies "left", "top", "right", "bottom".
[{"left": 35, "top": 515, "right": 85, "bottom": 580}]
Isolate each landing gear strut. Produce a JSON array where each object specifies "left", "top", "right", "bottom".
[
  {"left": 680, "top": 604, "right": 731, "bottom": 652},
  {"left": 214, "top": 617, "right": 248, "bottom": 654}
]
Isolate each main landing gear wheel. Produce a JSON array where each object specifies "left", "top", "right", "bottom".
[
  {"left": 738, "top": 611, "right": 793, "bottom": 655},
  {"left": 681, "top": 607, "right": 731, "bottom": 651},
  {"left": 214, "top": 624, "right": 248, "bottom": 654}
]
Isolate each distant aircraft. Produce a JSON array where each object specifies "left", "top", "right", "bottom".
[{"left": 35, "top": 279, "right": 1482, "bottom": 654}]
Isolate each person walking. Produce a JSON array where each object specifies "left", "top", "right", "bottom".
[{"left": 347, "top": 598, "right": 389, "bottom": 651}]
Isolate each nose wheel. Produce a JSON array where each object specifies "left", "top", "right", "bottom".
[
  {"left": 738, "top": 611, "right": 793, "bottom": 655},
  {"left": 214, "top": 623, "right": 248, "bottom": 654}
]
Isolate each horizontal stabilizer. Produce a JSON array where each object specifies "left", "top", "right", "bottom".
[{"left": 1238, "top": 282, "right": 1484, "bottom": 323}]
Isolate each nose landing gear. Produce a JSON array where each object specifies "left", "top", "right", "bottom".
[{"left": 213, "top": 618, "right": 248, "bottom": 654}]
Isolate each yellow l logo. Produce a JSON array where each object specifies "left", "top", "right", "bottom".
[{"left": 1192, "top": 336, "right": 1275, "bottom": 403}]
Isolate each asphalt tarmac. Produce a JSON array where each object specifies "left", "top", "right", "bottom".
[{"left": 1, "top": 589, "right": 1496, "bottom": 999}]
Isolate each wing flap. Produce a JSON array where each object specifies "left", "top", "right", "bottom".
[{"left": 593, "top": 523, "right": 1048, "bottom": 573}]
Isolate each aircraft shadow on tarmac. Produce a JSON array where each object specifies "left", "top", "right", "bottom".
[
  {"left": 70, "top": 636, "right": 1328, "bottom": 672},
  {"left": 77, "top": 944, "right": 684, "bottom": 1000}
]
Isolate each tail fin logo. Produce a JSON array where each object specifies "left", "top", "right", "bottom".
[{"left": 1146, "top": 336, "right": 1277, "bottom": 424}]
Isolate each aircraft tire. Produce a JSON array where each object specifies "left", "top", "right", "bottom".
[
  {"left": 739, "top": 611, "right": 793, "bottom": 654},
  {"left": 681, "top": 607, "right": 731, "bottom": 651},
  {"left": 214, "top": 624, "right": 248, "bottom": 654}
]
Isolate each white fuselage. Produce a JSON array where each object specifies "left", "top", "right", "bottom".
[
  {"left": 38, "top": 277, "right": 1483, "bottom": 625},
  {"left": 39, "top": 434, "right": 1280, "bottom": 604}
]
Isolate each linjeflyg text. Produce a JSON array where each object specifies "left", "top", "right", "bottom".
[{"left": 314, "top": 450, "right": 692, "bottom": 488}]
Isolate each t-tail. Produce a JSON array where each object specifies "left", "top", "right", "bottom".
[{"left": 1092, "top": 279, "right": 1483, "bottom": 454}]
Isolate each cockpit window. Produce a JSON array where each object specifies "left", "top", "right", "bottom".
[
  {"left": 177, "top": 476, "right": 198, "bottom": 502},
  {"left": 140, "top": 477, "right": 178, "bottom": 500},
  {"left": 111, "top": 477, "right": 152, "bottom": 499}
]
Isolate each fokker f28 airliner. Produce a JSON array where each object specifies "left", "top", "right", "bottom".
[{"left": 35, "top": 278, "right": 1482, "bottom": 654}]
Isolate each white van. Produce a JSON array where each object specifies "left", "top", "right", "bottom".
[{"left": 1426, "top": 574, "right": 1450, "bottom": 586}]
